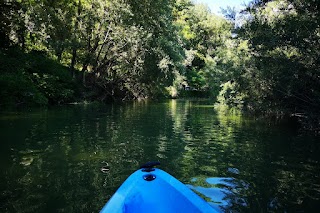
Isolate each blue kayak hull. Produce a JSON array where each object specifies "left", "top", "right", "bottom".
[{"left": 100, "top": 168, "right": 217, "bottom": 213}]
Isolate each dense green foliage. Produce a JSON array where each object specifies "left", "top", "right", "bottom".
[
  {"left": 235, "top": 0, "right": 320, "bottom": 115},
  {"left": 1, "top": 0, "right": 319, "bottom": 127},
  {"left": 0, "top": 48, "right": 76, "bottom": 106},
  {"left": 1, "top": 0, "right": 184, "bottom": 104}
]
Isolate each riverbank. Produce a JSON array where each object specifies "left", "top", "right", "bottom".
[
  {"left": 0, "top": 48, "right": 79, "bottom": 107},
  {"left": 0, "top": 48, "right": 164, "bottom": 108},
  {"left": 1, "top": 48, "right": 320, "bottom": 133}
]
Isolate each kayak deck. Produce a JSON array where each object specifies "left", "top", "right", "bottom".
[{"left": 100, "top": 168, "right": 217, "bottom": 213}]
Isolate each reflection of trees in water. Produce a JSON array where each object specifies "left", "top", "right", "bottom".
[
  {"left": 2, "top": 102, "right": 188, "bottom": 212},
  {"left": 171, "top": 101, "right": 247, "bottom": 178},
  {"left": 1, "top": 105, "right": 139, "bottom": 212},
  {"left": 169, "top": 101, "right": 320, "bottom": 212},
  {"left": 1, "top": 102, "right": 320, "bottom": 212},
  {"left": 167, "top": 101, "right": 253, "bottom": 211}
]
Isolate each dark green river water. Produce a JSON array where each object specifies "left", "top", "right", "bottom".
[{"left": 1, "top": 100, "right": 320, "bottom": 212}]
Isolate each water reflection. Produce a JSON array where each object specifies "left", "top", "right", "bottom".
[
  {"left": 0, "top": 100, "right": 320, "bottom": 212},
  {"left": 187, "top": 175, "right": 250, "bottom": 212}
]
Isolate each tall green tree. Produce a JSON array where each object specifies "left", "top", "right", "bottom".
[
  {"left": 125, "top": 0, "right": 185, "bottom": 97},
  {"left": 237, "top": 0, "right": 320, "bottom": 112},
  {"left": 0, "top": 1, "right": 19, "bottom": 48},
  {"left": 174, "top": 1, "right": 236, "bottom": 96}
]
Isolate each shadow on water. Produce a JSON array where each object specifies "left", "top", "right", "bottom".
[{"left": 0, "top": 100, "right": 320, "bottom": 212}]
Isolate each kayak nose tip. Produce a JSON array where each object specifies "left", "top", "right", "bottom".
[
  {"left": 143, "top": 174, "right": 156, "bottom": 181},
  {"left": 140, "top": 161, "right": 160, "bottom": 172}
]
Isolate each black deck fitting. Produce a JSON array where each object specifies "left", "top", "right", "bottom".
[{"left": 140, "top": 161, "right": 160, "bottom": 172}]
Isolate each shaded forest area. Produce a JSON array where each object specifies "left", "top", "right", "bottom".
[{"left": 0, "top": 0, "right": 319, "bottom": 128}]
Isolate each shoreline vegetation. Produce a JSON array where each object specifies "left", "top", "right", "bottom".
[{"left": 0, "top": 0, "right": 319, "bottom": 132}]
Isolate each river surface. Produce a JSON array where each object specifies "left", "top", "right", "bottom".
[{"left": 0, "top": 100, "right": 320, "bottom": 212}]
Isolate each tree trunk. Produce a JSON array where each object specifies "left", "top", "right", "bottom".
[
  {"left": 70, "top": 48, "right": 77, "bottom": 79},
  {"left": 57, "top": 50, "right": 63, "bottom": 62},
  {"left": 81, "top": 63, "right": 88, "bottom": 85},
  {"left": 17, "top": 28, "right": 25, "bottom": 50}
]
